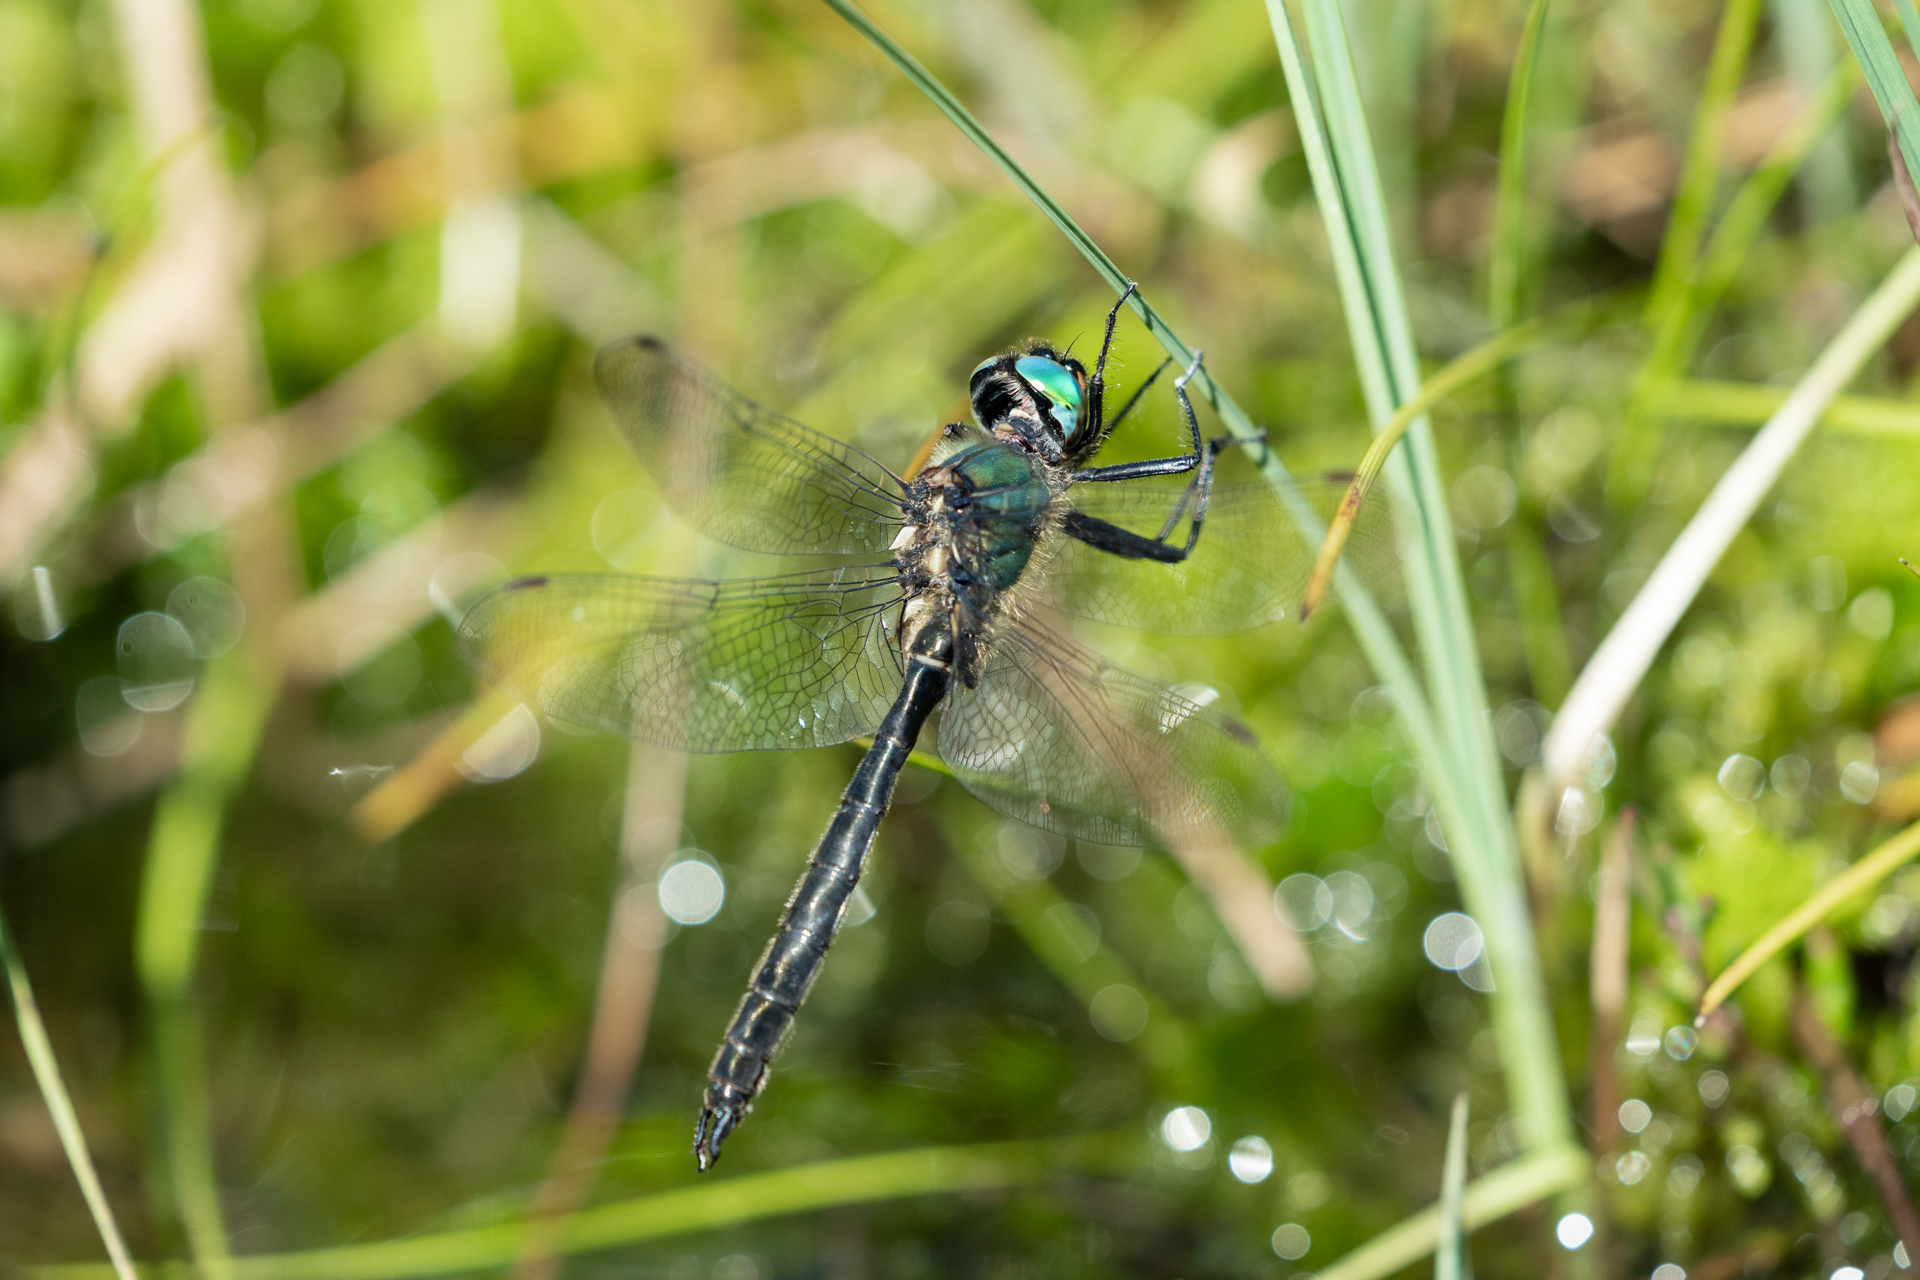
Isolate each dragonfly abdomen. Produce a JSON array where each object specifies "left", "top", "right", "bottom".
[{"left": 693, "top": 639, "right": 952, "bottom": 1171}]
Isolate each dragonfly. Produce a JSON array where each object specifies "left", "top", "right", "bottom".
[{"left": 457, "top": 285, "right": 1395, "bottom": 1169}]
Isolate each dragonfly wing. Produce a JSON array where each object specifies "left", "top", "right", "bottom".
[
  {"left": 457, "top": 566, "right": 905, "bottom": 752},
  {"left": 937, "top": 618, "right": 1288, "bottom": 846},
  {"left": 595, "top": 336, "right": 908, "bottom": 556},
  {"left": 1043, "top": 473, "right": 1399, "bottom": 634}
]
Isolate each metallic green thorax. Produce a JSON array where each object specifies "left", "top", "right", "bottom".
[
  {"left": 945, "top": 439, "right": 1050, "bottom": 596},
  {"left": 901, "top": 432, "right": 1054, "bottom": 684}
]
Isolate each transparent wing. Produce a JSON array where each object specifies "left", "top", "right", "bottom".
[
  {"left": 937, "top": 618, "right": 1288, "bottom": 847},
  {"left": 594, "top": 336, "right": 909, "bottom": 556},
  {"left": 1043, "top": 473, "right": 1400, "bottom": 634},
  {"left": 457, "top": 566, "right": 906, "bottom": 752}
]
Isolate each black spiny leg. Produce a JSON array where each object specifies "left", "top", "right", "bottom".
[
  {"left": 1071, "top": 349, "right": 1209, "bottom": 487},
  {"left": 1067, "top": 352, "right": 1263, "bottom": 563},
  {"left": 1082, "top": 280, "right": 1139, "bottom": 450}
]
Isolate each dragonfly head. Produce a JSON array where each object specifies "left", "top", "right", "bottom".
[{"left": 969, "top": 346, "right": 1090, "bottom": 455}]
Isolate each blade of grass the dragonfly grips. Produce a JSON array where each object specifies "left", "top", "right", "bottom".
[
  {"left": 1269, "top": 0, "right": 1574, "bottom": 1153},
  {"left": 1608, "top": 0, "right": 1764, "bottom": 507},
  {"left": 818, "top": 0, "right": 1212, "bottom": 419},
  {"left": 137, "top": 651, "right": 277, "bottom": 1280},
  {"left": 0, "top": 906, "right": 140, "bottom": 1280},
  {"left": 1435, "top": 1089, "right": 1471, "bottom": 1280},
  {"left": 1699, "top": 818, "right": 1920, "bottom": 1022},
  {"left": 1489, "top": 0, "right": 1550, "bottom": 332},
  {"left": 1544, "top": 246, "right": 1920, "bottom": 799},
  {"left": 1830, "top": 0, "right": 1920, "bottom": 189},
  {"left": 18, "top": 1139, "right": 1132, "bottom": 1280},
  {"left": 1314, "top": 1144, "right": 1588, "bottom": 1280},
  {"left": 957, "top": 834, "right": 1197, "bottom": 1090}
]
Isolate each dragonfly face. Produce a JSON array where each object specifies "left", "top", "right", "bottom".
[
  {"left": 968, "top": 346, "right": 1092, "bottom": 461},
  {"left": 457, "top": 284, "right": 1398, "bottom": 1170}
]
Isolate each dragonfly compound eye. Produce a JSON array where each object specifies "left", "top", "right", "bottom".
[{"left": 1014, "top": 355, "right": 1085, "bottom": 442}]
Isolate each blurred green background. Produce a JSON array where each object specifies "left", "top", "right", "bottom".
[{"left": 10, "top": 0, "right": 1920, "bottom": 1275}]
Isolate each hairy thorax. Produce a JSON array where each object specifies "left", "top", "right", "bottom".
[{"left": 891, "top": 426, "right": 1063, "bottom": 684}]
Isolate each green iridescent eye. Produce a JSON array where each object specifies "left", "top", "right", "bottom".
[{"left": 1015, "top": 356, "right": 1083, "bottom": 439}]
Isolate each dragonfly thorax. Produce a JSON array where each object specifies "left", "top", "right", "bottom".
[{"left": 895, "top": 435, "right": 1058, "bottom": 685}]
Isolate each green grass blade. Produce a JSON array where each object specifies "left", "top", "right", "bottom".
[
  {"left": 32, "top": 1138, "right": 1132, "bottom": 1280},
  {"left": 1435, "top": 1089, "right": 1471, "bottom": 1280},
  {"left": 1609, "top": 0, "right": 1765, "bottom": 505},
  {"left": 1267, "top": 0, "right": 1574, "bottom": 1157},
  {"left": 0, "top": 905, "right": 140, "bottom": 1280},
  {"left": 1691, "top": 61, "right": 1861, "bottom": 321},
  {"left": 136, "top": 650, "right": 278, "bottom": 1280},
  {"left": 1829, "top": 0, "right": 1920, "bottom": 206},
  {"left": 1489, "top": 0, "right": 1551, "bottom": 332},
  {"left": 1699, "top": 818, "right": 1920, "bottom": 1021},
  {"left": 1634, "top": 59, "right": 1861, "bottom": 438},
  {"left": 1315, "top": 1144, "right": 1589, "bottom": 1280},
  {"left": 1487, "top": 0, "right": 1572, "bottom": 709},
  {"left": 1660, "top": 378, "right": 1920, "bottom": 436}
]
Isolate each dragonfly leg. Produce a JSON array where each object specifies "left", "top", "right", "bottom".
[
  {"left": 1083, "top": 280, "right": 1139, "bottom": 444},
  {"left": 1070, "top": 350, "right": 1207, "bottom": 486},
  {"left": 1066, "top": 353, "right": 1272, "bottom": 563}
]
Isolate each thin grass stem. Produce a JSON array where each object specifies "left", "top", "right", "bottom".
[
  {"left": 1609, "top": 0, "right": 1764, "bottom": 505},
  {"left": 137, "top": 652, "right": 278, "bottom": 1280},
  {"left": 1435, "top": 1089, "right": 1470, "bottom": 1280},
  {"left": 1699, "top": 818, "right": 1920, "bottom": 1021},
  {"left": 0, "top": 905, "right": 139, "bottom": 1280},
  {"left": 1489, "top": 0, "right": 1551, "bottom": 333},
  {"left": 1657, "top": 379, "right": 1920, "bottom": 436},
  {"left": 1314, "top": 1143, "right": 1589, "bottom": 1280},
  {"left": 1302, "top": 297, "right": 1630, "bottom": 617}
]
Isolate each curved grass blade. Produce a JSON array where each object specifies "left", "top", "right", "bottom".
[
  {"left": 1698, "top": 817, "right": 1920, "bottom": 1023},
  {"left": 1299, "top": 305, "right": 1627, "bottom": 618}
]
